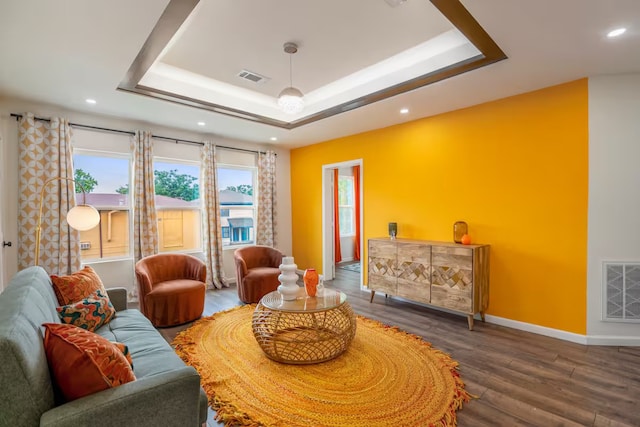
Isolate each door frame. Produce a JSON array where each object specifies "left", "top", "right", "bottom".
[{"left": 321, "top": 159, "right": 363, "bottom": 286}]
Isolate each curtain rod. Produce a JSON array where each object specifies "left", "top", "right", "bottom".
[{"left": 10, "top": 113, "right": 271, "bottom": 156}]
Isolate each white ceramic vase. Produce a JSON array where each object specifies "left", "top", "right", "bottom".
[{"left": 277, "top": 256, "right": 300, "bottom": 300}]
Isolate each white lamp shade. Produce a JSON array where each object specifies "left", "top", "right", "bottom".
[
  {"left": 66, "top": 204, "right": 100, "bottom": 231},
  {"left": 277, "top": 87, "right": 304, "bottom": 114}
]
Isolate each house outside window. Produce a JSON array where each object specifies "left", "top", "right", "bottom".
[
  {"left": 218, "top": 165, "right": 256, "bottom": 246},
  {"left": 338, "top": 175, "right": 355, "bottom": 236},
  {"left": 73, "top": 151, "right": 132, "bottom": 260},
  {"left": 153, "top": 159, "right": 202, "bottom": 253}
]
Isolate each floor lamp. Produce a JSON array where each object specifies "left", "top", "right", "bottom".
[{"left": 34, "top": 177, "right": 101, "bottom": 266}]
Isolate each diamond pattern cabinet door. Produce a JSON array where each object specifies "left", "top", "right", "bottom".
[
  {"left": 431, "top": 246, "right": 474, "bottom": 313},
  {"left": 397, "top": 243, "right": 431, "bottom": 304},
  {"left": 368, "top": 239, "right": 397, "bottom": 295}
]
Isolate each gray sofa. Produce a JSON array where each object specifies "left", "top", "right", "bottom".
[{"left": 0, "top": 266, "right": 208, "bottom": 427}]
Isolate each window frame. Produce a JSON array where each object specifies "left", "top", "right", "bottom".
[
  {"left": 72, "top": 148, "right": 133, "bottom": 262},
  {"left": 217, "top": 163, "right": 258, "bottom": 248},
  {"left": 338, "top": 175, "right": 355, "bottom": 237},
  {"left": 153, "top": 156, "right": 203, "bottom": 254}
]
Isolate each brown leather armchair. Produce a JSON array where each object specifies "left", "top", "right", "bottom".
[
  {"left": 135, "top": 253, "right": 206, "bottom": 327},
  {"left": 234, "top": 245, "right": 284, "bottom": 303}
]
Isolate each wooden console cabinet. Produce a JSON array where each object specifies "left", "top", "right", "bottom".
[{"left": 368, "top": 238, "right": 490, "bottom": 330}]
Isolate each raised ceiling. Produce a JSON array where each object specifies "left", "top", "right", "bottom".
[
  {"left": 119, "top": 0, "right": 504, "bottom": 129},
  {"left": 0, "top": 0, "right": 639, "bottom": 148}
]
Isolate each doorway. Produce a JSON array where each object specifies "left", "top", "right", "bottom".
[{"left": 321, "top": 159, "right": 363, "bottom": 287}]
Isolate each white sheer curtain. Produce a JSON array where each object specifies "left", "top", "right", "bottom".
[
  {"left": 18, "top": 113, "right": 81, "bottom": 274},
  {"left": 132, "top": 130, "right": 158, "bottom": 261},
  {"left": 256, "top": 150, "right": 277, "bottom": 247},
  {"left": 201, "top": 142, "right": 226, "bottom": 289}
]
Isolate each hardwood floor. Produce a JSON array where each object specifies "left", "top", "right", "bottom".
[{"left": 158, "top": 269, "right": 640, "bottom": 427}]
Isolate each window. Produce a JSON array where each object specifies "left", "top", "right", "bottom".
[
  {"left": 218, "top": 165, "right": 256, "bottom": 246},
  {"left": 154, "top": 159, "right": 202, "bottom": 253},
  {"left": 338, "top": 175, "right": 355, "bottom": 236},
  {"left": 73, "top": 151, "right": 131, "bottom": 260}
]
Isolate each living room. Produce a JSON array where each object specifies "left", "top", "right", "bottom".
[{"left": 1, "top": 1, "right": 640, "bottom": 426}]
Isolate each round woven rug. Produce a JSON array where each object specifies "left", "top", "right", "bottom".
[{"left": 173, "top": 305, "right": 471, "bottom": 427}]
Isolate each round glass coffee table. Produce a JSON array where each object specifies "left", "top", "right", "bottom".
[{"left": 252, "top": 287, "right": 356, "bottom": 364}]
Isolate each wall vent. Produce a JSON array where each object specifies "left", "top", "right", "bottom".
[
  {"left": 237, "top": 69, "right": 269, "bottom": 84},
  {"left": 604, "top": 262, "right": 640, "bottom": 322}
]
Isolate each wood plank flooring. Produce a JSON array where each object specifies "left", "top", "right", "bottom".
[{"left": 158, "top": 269, "right": 640, "bottom": 427}]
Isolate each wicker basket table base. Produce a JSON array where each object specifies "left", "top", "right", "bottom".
[{"left": 252, "top": 288, "right": 356, "bottom": 364}]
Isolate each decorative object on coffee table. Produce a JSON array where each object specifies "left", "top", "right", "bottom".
[
  {"left": 277, "top": 256, "right": 299, "bottom": 301},
  {"left": 303, "top": 268, "right": 319, "bottom": 297},
  {"left": 453, "top": 220, "right": 468, "bottom": 243},
  {"left": 252, "top": 287, "right": 356, "bottom": 364},
  {"left": 173, "top": 304, "right": 472, "bottom": 427}
]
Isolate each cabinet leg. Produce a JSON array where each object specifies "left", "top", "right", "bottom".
[
  {"left": 480, "top": 311, "right": 486, "bottom": 322},
  {"left": 369, "top": 291, "right": 375, "bottom": 303},
  {"left": 467, "top": 315, "right": 474, "bottom": 331}
]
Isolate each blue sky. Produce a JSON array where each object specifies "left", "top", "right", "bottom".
[{"left": 74, "top": 155, "right": 252, "bottom": 193}]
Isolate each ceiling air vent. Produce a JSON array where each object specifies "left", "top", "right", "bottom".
[{"left": 237, "top": 69, "right": 270, "bottom": 84}]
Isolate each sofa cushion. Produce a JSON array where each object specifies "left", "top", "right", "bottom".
[
  {"left": 57, "top": 289, "right": 116, "bottom": 332},
  {"left": 43, "top": 323, "right": 136, "bottom": 402},
  {"left": 50, "top": 265, "right": 107, "bottom": 305},
  {"left": 95, "top": 309, "right": 188, "bottom": 378}
]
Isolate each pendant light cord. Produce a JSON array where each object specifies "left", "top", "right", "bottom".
[{"left": 289, "top": 54, "right": 293, "bottom": 87}]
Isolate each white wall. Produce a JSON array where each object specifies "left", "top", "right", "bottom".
[
  {"left": 0, "top": 97, "right": 292, "bottom": 295},
  {"left": 587, "top": 74, "right": 640, "bottom": 343}
]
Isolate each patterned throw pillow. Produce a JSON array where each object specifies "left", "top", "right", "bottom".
[
  {"left": 114, "top": 342, "right": 134, "bottom": 369},
  {"left": 56, "top": 289, "right": 116, "bottom": 332},
  {"left": 42, "top": 323, "right": 136, "bottom": 402},
  {"left": 50, "top": 266, "right": 107, "bottom": 306}
]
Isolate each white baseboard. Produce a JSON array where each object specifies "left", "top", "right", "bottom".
[
  {"left": 584, "top": 335, "right": 640, "bottom": 346},
  {"left": 484, "top": 315, "right": 588, "bottom": 344},
  {"left": 485, "top": 315, "right": 640, "bottom": 346}
]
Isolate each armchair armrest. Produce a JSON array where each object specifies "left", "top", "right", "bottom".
[
  {"left": 235, "top": 255, "right": 248, "bottom": 276},
  {"left": 106, "top": 287, "right": 128, "bottom": 311},
  {"left": 40, "top": 366, "right": 203, "bottom": 427}
]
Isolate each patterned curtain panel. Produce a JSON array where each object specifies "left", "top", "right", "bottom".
[
  {"left": 201, "top": 142, "right": 226, "bottom": 289},
  {"left": 256, "top": 150, "right": 277, "bottom": 247},
  {"left": 18, "top": 113, "right": 81, "bottom": 274},
  {"left": 132, "top": 130, "right": 158, "bottom": 261}
]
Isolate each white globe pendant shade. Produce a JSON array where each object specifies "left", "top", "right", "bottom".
[
  {"left": 66, "top": 204, "right": 100, "bottom": 231},
  {"left": 277, "top": 87, "right": 305, "bottom": 115}
]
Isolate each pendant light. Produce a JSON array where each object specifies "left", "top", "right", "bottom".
[{"left": 277, "top": 42, "right": 304, "bottom": 115}]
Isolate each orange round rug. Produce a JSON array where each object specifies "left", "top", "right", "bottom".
[{"left": 173, "top": 305, "right": 471, "bottom": 427}]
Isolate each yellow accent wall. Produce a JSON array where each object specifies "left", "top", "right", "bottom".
[{"left": 291, "top": 79, "right": 588, "bottom": 334}]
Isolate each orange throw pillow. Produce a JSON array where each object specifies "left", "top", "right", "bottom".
[
  {"left": 43, "top": 323, "right": 136, "bottom": 402},
  {"left": 50, "top": 266, "right": 107, "bottom": 306}
]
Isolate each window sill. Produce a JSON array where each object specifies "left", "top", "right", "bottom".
[{"left": 223, "top": 243, "right": 256, "bottom": 251}]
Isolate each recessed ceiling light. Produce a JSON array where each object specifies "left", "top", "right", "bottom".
[
  {"left": 400, "top": 108, "right": 409, "bottom": 114},
  {"left": 197, "top": 121, "right": 205, "bottom": 126},
  {"left": 607, "top": 27, "right": 627, "bottom": 38},
  {"left": 85, "top": 98, "right": 96, "bottom": 104},
  {"left": 270, "top": 137, "right": 278, "bottom": 141}
]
